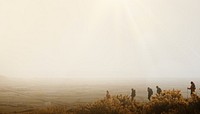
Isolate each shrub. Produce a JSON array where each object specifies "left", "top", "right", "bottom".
[
  {"left": 144, "top": 89, "right": 188, "bottom": 114},
  {"left": 30, "top": 90, "right": 200, "bottom": 114},
  {"left": 73, "top": 95, "right": 140, "bottom": 114}
]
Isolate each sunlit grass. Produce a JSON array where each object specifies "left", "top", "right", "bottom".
[{"left": 29, "top": 89, "right": 200, "bottom": 114}]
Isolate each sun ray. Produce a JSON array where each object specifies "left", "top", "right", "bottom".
[{"left": 120, "top": 0, "right": 164, "bottom": 80}]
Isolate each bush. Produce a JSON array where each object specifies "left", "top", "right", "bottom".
[
  {"left": 144, "top": 89, "right": 188, "bottom": 114},
  {"left": 73, "top": 95, "right": 140, "bottom": 114},
  {"left": 31, "top": 90, "right": 200, "bottom": 114},
  {"left": 187, "top": 94, "right": 200, "bottom": 114}
]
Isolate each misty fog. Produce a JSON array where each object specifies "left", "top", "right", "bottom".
[{"left": 0, "top": 0, "right": 200, "bottom": 113}]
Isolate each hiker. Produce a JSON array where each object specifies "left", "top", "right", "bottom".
[
  {"left": 147, "top": 87, "right": 153, "bottom": 101},
  {"left": 156, "top": 86, "right": 162, "bottom": 95},
  {"left": 131, "top": 88, "right": 136, "bottom": 101},
  {"left": 187, "top": 81, "right": 196, "bottom": 95},
  {"left": 106, "top": 90, "right": 111, "bottom": 99}
]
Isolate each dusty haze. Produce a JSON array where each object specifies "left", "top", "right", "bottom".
[
  {"left": 1, "top": 1, "right": 200, "bottom": 113},
  {"left": 0, "top": 0, "right": 200, "bottom": 100}
]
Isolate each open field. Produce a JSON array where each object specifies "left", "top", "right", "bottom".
[{"left": 0, "top": 77, "right": 199, "bottom": 113}]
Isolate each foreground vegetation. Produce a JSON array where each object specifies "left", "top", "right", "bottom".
[{"left": 33, "top": 90, "right": 200, "bottom": 114}]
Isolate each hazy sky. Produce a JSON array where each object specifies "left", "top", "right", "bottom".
[{"left": 0, "top": 0, "right": 200, "bottom": 82}]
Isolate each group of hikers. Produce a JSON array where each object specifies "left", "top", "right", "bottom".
[
  {"left": 106, "top": 81, "right": 198, "bottom": 101},
  {"left": 131, "top": 86, "right": 162, "bottom": 101}
]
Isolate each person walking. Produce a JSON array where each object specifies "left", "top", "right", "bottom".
[
  {"left": 106, "top": 90, "right": 111, "bottom": 99},
  {"left": 156, "top": 86, "right": 162, "bottom": 95},
  {"left": 147, "top": 87, "right": 153, "bottom": 101},
  {"left": 187, "top": 81, "right": 196, "bottom": 95},
  {"left": 131, "top": 88, "right": 136, "bottom": 101}
]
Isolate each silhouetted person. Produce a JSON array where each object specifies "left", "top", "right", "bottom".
[
  {"left": 147, "top": 87, "right": 153, "bottom": 101},
  {"left": 106, "top": 90, "right": 111, "bottom": 99},
  {"left": 156, "top": 86, "right": 162, "bottom": 95},
  {"left": 131, "top": 88, "right": 136, "bottom": 101},
  {"left": 188, "top": 81, "right": 196, "bottom": 95}
]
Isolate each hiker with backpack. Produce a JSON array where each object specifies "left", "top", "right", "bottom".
[
  {"left": 156, "top": 86, "right": 162, "bottom": 95},
  {"left": 131, "top": 88, "right": 136, "bottom": 101},
  {"left": 147, "top": 87, "right": 153, "bottom": 101},
  {"left": 187, "top": 81, "right": 196, "bottom": 95}
]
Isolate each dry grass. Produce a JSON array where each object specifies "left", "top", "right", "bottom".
[{"left": 29, "top": 90, "right": 200, "bottom": 114}]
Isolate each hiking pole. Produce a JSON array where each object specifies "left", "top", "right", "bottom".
[{"left": 187, "top": 88, "right": 188, "bottom": 99}]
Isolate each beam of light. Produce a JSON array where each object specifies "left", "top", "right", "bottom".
[
  {"left": 66, "top": 0, "right": 162, "bottom": 81},
  {"left": 1, "top": 0, "right": 200, "bottom": 85},
  {"left": 120, "top": 0, "right": 162, "bottom": 80}
]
